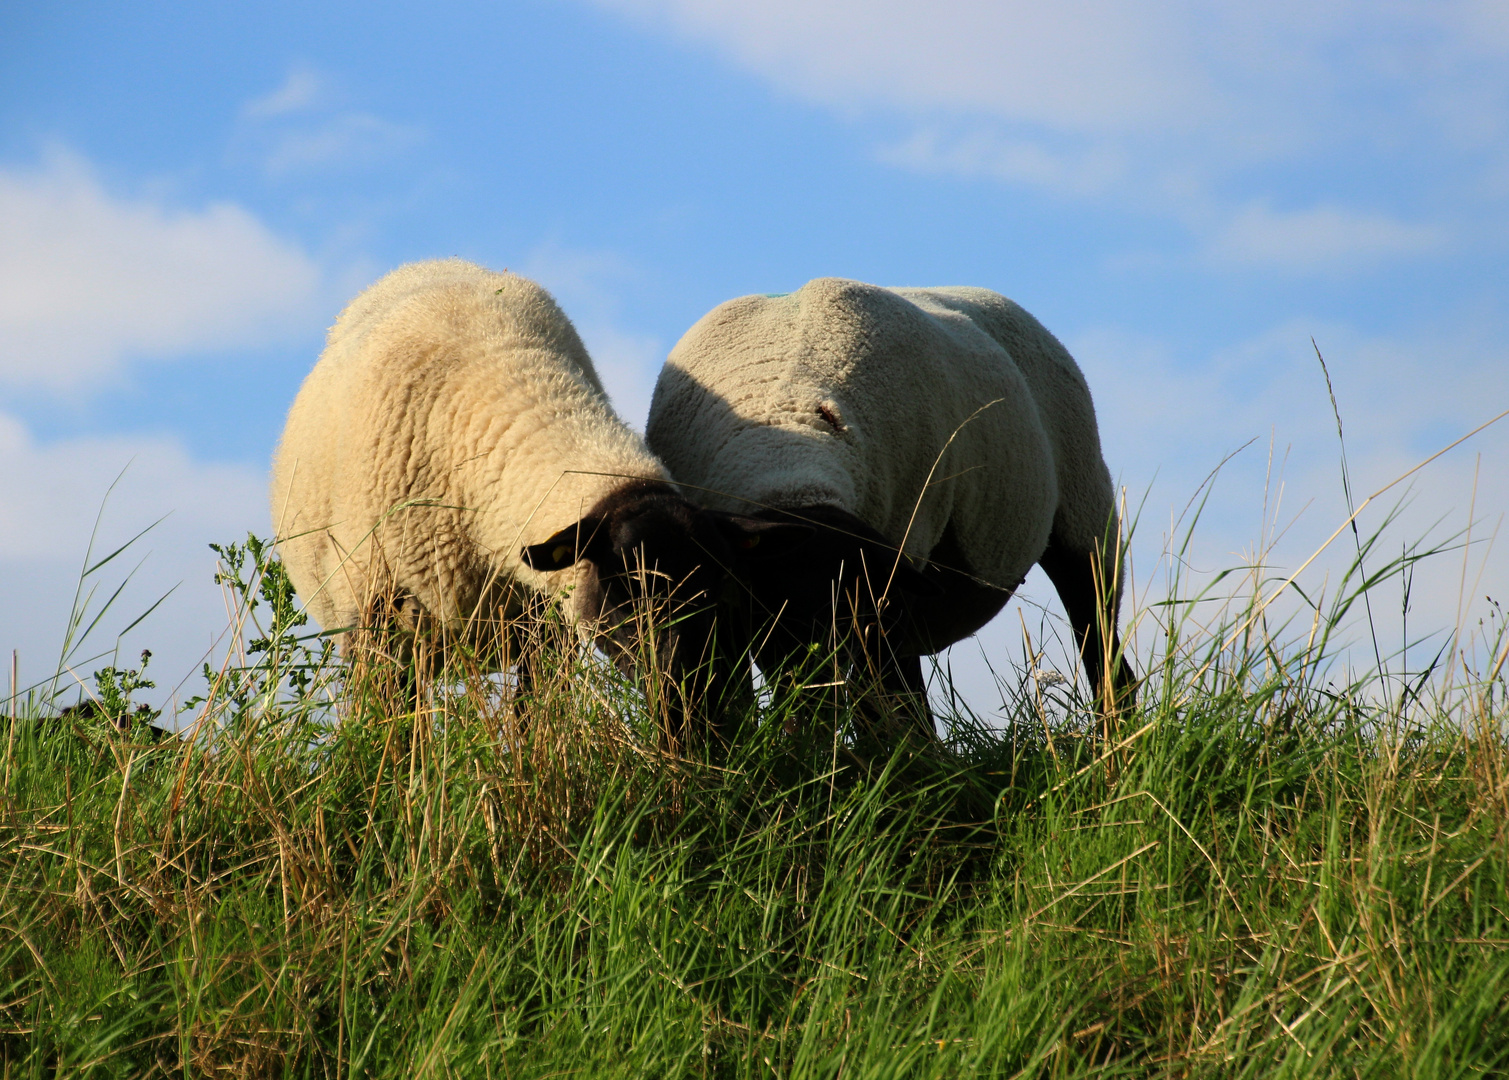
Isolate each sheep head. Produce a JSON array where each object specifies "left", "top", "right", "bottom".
[
  {"left": 734, "top": 505, "right": 940, "bottom": 684},
  {"left": 521, "top": 480, "right": 808, "bottom": 748}
]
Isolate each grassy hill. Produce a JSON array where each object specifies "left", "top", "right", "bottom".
[{"left": 2, "top": 535, "right": 1506, "bottom": 1077}]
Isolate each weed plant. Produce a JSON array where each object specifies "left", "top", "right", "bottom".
[{"left": 2, "top": 510, "right": 1507, "bottom": 1078}]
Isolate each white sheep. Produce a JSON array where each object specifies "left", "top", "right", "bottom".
[
  {"left": 645, "top": 277, "right": 1135, "bottom": 730},
  {"left": 271, "top": 258, "right": 801, "bottom": 735}
]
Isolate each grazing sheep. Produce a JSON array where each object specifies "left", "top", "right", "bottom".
[
  {"left": 645, "top": 277, "right": 1135, "bottom": 733},
  {"left": 271, "top": 258, "right": 801, "bottom": 738}
]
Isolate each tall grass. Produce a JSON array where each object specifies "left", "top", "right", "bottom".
[{"left": 2, "top": 509, "right": 1507, "bottom": 1078}]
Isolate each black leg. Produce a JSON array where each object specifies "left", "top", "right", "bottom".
[
  {"left": 1037, "top": 534, "right": 1136, "bottom": 709},
  {"left": 881, "top": 652, "right": 936, "bottom": 741},
  {"left": 849, "top": 643, "right": 935, "bottom": 747}
]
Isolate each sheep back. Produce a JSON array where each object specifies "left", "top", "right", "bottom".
[
  {"left": 648, "top": 277, "right": 1114, "bottom": 598},
  {"left": 891, "top": 286, "right": 1117, "bottom": 561},
  {"left": 272, "top": 258, "right": 667, "bottom": 643}
]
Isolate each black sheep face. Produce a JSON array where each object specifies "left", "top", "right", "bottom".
[
  {"left": 737, "top": 505, "right": 938, "bottom": 679},
  {"left": 521, "top": 481, "right": 808, "bottom": 745}
]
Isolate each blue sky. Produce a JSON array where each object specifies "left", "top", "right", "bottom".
[{"left": 3, "top": 0, "right": 1507, "bottom": 713}]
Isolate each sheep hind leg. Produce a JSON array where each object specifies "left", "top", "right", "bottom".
[
  {"left": 882, "top": 653, "right": 935, "bottom": 741},
  {"left": 1036, "top": 534, "right": 1137, "bottom": 712}
]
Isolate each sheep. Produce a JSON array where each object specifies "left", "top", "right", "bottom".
[
  {"left": 271, "top": 258, "right": 804, "bottom": 740},
  {"left": 645, "top": 277, "right": 1135, "bottom": 736}
]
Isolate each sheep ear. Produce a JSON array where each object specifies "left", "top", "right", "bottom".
[
  {"left": 711, "top": 514, "right": 813, "bottom": 560},
  {"left": 521, "top": 517, "right": 606, "bottom": 571}
]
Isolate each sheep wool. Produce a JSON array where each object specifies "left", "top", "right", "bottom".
[
  {"left": 647, "top": 277, "right": 1118, "bottom": 627},
  {"left": 271, "top": 258, "right": 669, "bottom": 645}
]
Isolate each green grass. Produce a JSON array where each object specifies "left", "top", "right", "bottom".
[{"left": 2, "top": 532, "right": 1507, "bottom": 1078}]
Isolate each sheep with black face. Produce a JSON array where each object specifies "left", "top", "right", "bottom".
[
  {"left": 271, "top": 259, "right": 799, "bottom": 741},
  {"left": 646, "top": 277, "right": 1136, "bottom": 735}
]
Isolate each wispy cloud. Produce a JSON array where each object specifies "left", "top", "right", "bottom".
[
  {"left": 587, "top": 0, "right": 1509, "bottom": 268},
  {"left": 878, "top": 129, "right": 1128, "bottom": 198},
  {"left": 0, "top": 414, "right": 266, "bottom": 562},
  {"left": 1075, "top": 317, "right": 1509, "bottom": 503},
  {"left": 236, "top": 67, "right": 423, "bottom": 178},
  {"left": 260, "top": 113, "right": 422, "bottom": 177},
  {"left": 593, "top": 0, "right": 1206, "bottom": 132},
  {"left": 591, "top": 0, "right": 1509, "bottom": 144},
  {"left": 241, "top": 65, "right": 324, "bottom": 120},
  {"left": 0, "top": 148, "right": 327, "bottom": 391},
  {"left": 1208, "top": 202, "right": 1448, "bottom": 270}
]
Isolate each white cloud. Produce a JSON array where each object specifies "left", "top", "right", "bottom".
[
  {"left": 0, "top": 412, "right": 270, "bottom": 709},
  {"left": 0, "top": 148, "right": 327, "bottom": 391},
  {"left": 242, "top": 66, "right": 324, "bottom": 119},
  {"left": 594, "top": 0, "right": 1207, "bottom": 132},
  {"left": 0, "top": 415, "right": 265, "bottom": 560},
  {"left": 1209, "top": 202, "right": 1448, "bottom": 269},
  {"left": 1074, "top": 318, "right": 1509, "bottom": 515},
  {"left": 260, "top": 113, "right": 422, "bottom": 177},
  {"left": 878, "top": 129, "right": 1128, "bottom": 198},
  {"left": 1195, "top": 202, "right": 1442, "bottom": 270},
  {"left": 593, "top": 0, "right": 1509, "bottom": 140},
  {"left": 588, "top": 0, "right": 1507, "bottom": 269},
  {"left": 237, "top": 68, "right": 423, "bottom": 178}
]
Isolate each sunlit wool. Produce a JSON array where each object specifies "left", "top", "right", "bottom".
[
  {"left": 271, "top": 258, "right": 668, "bottom": 648},
  {"left": 647, "top": 277, "right": 1128, "bottom": 694}
]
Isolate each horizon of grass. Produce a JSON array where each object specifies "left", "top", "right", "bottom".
[{"left": 1, "top": 487, "right": 1507, "bottom": 1079}]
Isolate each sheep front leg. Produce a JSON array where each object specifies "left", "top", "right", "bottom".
[{"left": 846, "top": 635, "right": 935, "bottom": 749}]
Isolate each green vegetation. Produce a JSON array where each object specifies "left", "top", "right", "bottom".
[{"left": 2, "top": 528, "right": 1507, "bottom": 1078}]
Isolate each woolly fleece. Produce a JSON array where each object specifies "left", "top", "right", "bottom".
[
  {"left": 646, "top": 277, "right": 1119, "bottom": 626},
  {"left": 271, "top": 258, "right": 668, "bottom": 642}
]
